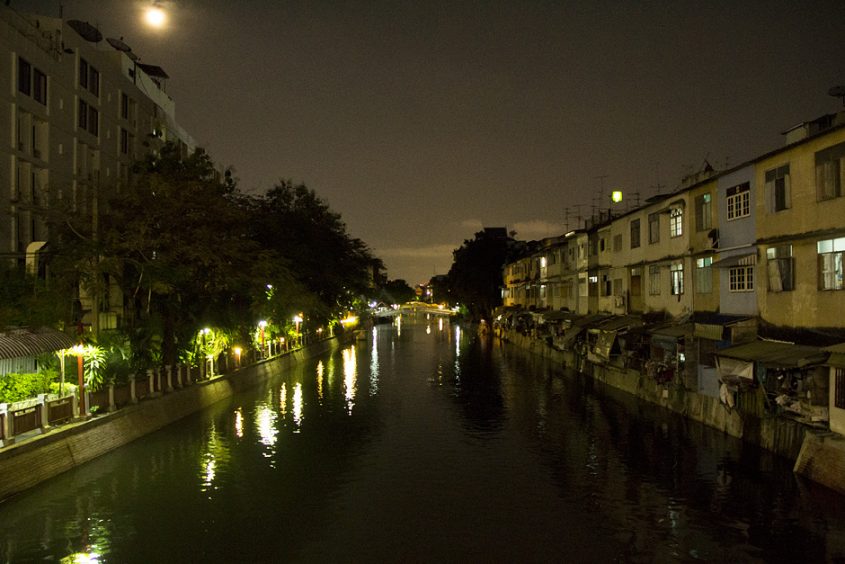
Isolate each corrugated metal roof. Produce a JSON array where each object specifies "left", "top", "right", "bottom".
[
  {"left": 716, "top": 340, "right": 827, "bottom": 368},
  {"left": 0, "top": 328, "right": 76, "bottom": 360}
]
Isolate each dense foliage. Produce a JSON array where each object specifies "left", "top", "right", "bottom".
[
  {"left": 445, "top": 230, "right": 519, "bottom": 321},
  {"left": 8, "top": 142, "right": 383, "bottom": 374}
]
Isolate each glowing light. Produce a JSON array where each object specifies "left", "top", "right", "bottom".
[
  {"left": 611, "top": 190, "right": 623, "bottom": 203},
  {"left": 255, "top": 403, "right": 278, "bottom": 449},
  {"left": 370, "top": 328, "right": 379, "bottom": 396},
  {"left": 258, "top": 320, "right": 267, "bottom": 329},
  {"left": 293, "top": 314, "right": 303, "bottom": 323},
  {"left": 438, "top": 317, "right": 444, "bottom": 332},
  {"left": 61, "top": 552, "right": 101, "bottom": 563},
  {"left": 144, "top": 5, "right": 167, "bottom": 28}
]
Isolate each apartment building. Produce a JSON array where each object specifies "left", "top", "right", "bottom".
[{"left": 0, "top": 7, "right": 195, "bottom": 329}]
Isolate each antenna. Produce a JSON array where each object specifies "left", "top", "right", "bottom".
[{"left": 829, "top": 86, "right": 845, "bottom": 107}]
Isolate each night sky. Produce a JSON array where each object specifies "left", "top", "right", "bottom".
[{"left": 16, "top": 0, "right": 845, "bottom": 284}]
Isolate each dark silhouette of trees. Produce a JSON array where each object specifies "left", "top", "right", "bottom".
[{"left": 446, "top": 229, "right": 516, "bottom": 321}]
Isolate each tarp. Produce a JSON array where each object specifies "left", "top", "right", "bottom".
[
  {"left": 824, "top": 343, "right": 845, "bottom": 368},
  {"left": 0, "top": 327, "right": 76, "bottom": 361},
  {"left": 716, "top": 356, "right": 754, "bottom": 380},
  {"left": 715, "top": 340, "right": 827, "bottom": 368},
  {"left": 711, "top": 252, "right": 757, "bottom": 269}
]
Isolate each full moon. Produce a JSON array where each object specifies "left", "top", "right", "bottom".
[{"left": 144, "top": 6, "right": 166, "bottom": 28}]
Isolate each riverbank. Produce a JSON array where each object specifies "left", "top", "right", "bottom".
[
  {"left": 500, "top": 328, "right": 845, "bottom": 495},
  {"left": 0, "top": 337, "right": 343, "bottom": 502}
]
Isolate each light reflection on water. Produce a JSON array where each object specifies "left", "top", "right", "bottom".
[{"left": 1, "top": 318, "right": 844, "bottom": 562}]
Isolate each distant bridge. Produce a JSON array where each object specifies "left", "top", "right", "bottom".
[{"left": 373, "top": 302, "right": 456, "bottom": 318}]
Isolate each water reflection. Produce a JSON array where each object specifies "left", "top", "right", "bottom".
[
  {"left": 292, "top": 382, "right": 304, "bottom": 430},
  {"left": 2, "top": 322, "right": 845, "bottom": 562},
  {"left": 342, "top": 346, "right": 357, "bottom": 414},
  {"left": 316, "top": 360, "right": 324, "bottom": 402},
  {"left": 370, "top": 328, "right": 379, "bottom": 396}
]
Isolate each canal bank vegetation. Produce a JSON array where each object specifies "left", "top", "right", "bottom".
[{"left": 0, "top": 143, "right": 388, "bottom": 419}]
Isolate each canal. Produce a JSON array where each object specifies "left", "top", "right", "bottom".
[{"left": 2, "top": 318, "right": 845, "bottom": 562}]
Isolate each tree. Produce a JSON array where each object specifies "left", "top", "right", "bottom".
[
  {"left": 446, "top": 229, "right": 517, "bottom": 321},
  {"left": 379, "top": 279, "right": 416, "bottom": 305}
]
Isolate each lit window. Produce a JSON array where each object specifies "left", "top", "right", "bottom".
[
  {"left": 670, "top": 262, "right": 684, "bottom": 295},
  {"left": 766, "top": 245, "right": 794, "bottom": 292},
  {"left": 670, "top": 208, "right": 683, "bottom": 238},
  {"left": 726, "top": 182, "right": 750, "bottom": 220},
  {"left": 729, "top": 266, "right": 754, "bottom": 292},
  {"left": 696, "top": 257, "right": 712, "bottom": 294},
  {"left": 818, "top": 237, "right": 845, "bottom": 290}
]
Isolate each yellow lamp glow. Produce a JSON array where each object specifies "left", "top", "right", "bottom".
[{"left": 611, "top": 190, "right": 623, "bottom": 203}]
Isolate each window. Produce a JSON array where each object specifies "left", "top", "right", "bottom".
[
  {"left": 630, "top": 219, "right": 641, "bottom": 249},
  {"left": 695, "top": 193, "right": 712, "bottom": 231},
  {"left": 816, "top": 142, "right": 845, "bottom": 201},
  {"left": 648, "top": 265, "right": 661, "bottom": 295},
  {"left": 33, "top": 69, "right": 47, "bottom": 105},
  {"left": 766, "top": 245, "right": 794, "bottom": 292},
  {"left": 729, "top": 266, "right": 754, "bottom": 292},
  {"left": 648, "top": 213, "right": 660, "bottom": 244},
  {"left": 818, "top": 237, "right": 845, "bottom": 290},
  {"left": 79, "top": 58, "right": 88, "bottom": 89},
  {"left": 726, "top": 182, "right": 750, "bottom": 220},
  {"left": 599, "top": 238, "right": 606, "bottom": 252},
  {"left": 670, "top": 207, "right": 683, "bottom": 238},
  {"left": 18, "top": 57, "right": 31, "bottom": 95},
  {"left": 78, "top": 99, "right": 88, "bottom": 129},
  {"left": 696, "top": 257, "right": 712, "bottom": 293},
  {"left": 80, "top": 58, "right": 99, "bottom": 96},
  {"left": 836, "top": 368, "right": 845, "bottom": 410},
  {"left": 630, "top": 267, "right": 642, "bottom": 297},
  {"left": 121, "top": 92, "right": 129, "bottom": 119},
  {"left": 765, "top": 165, "right": 790, "bottom": 212},
  {"left": 670, "top": 262, "right": 684, "bottom": 295},
  {"left": 613, "top": 234, "right": 622, "bottom": 252},
  {"left": 78, "top": 100, "right": 98, "bottom": 136},
  {"left": 120, "top": 128, "right": 130, "bottom": 154}
]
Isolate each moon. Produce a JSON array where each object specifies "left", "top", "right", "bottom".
[{"left": 144, "top": 5, "right": 166, "bottom": 28}]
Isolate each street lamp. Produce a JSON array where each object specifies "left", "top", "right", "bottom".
[
  {"left": 258, "top": 320, "right": 267, "bottom": 357},
  {"left": 144, "top": 3, "right": 167, "bottom": 28},
  {"left": 233, "top": 346, "right": 242, "bottom": 369},
  {"left": 72, "top": 344, "right": 87, "bottom": 417},
  {"left": 293, "top": 314, "right": 303, "bottom": 348}
]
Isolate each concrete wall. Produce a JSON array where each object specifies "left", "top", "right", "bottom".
[
  {"left": 502, "top": 329, "right": 845, "bottom": 493},
  {"left": 0, "top": 338, "right": 340, "bottom": 502}
]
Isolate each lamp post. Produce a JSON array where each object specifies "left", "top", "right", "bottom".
[
  {"left": 293, "top": 314, "right": 303, "bottom": 348},
  {"left": 72, "top": 344, "right": 87, "bottom": 417},
  {"left": 258, "top": 320, "right": 267, "bottom": 357},
  {"left": 233, "top": 346, "right": 242, "bottom": 369}
]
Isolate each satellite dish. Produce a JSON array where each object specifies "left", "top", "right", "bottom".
[
  {"left": 107, "top": 37, "right": 132, "bottom": 52},
  {"left": 107, "top": 37, "right": 139, "bottom": 61},
  {"left": 830, "top": 86, "right": 845, "bottom": 107},
  {"left": 67, "top": 20, "right": 103, "bottom": 43}
]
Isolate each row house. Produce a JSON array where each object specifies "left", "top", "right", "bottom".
[
  {"left": 500, "top": 109, "right": 845, "bottom": 431},
  {"left": 0, "top": 7, "right": 195, "bottom": 331}
]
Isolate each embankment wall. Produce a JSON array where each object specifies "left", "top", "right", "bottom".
[
  {"left": 503, "top": 330, "right": 845, "bottom": 494},
  {"left": 0, "top": 340, "right": 339, "bottom": 502}
]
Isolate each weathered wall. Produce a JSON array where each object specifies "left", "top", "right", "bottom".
[{"left": 0, "top": 340, "right": 338, "bottom": 502}]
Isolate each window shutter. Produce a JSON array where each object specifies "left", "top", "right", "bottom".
[{"left": 784, "top": 173, "right": 791, "bottom": 208}]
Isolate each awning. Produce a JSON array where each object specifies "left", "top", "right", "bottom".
[
  {"left": 0, "top": 327, "right": 76, "bottom": 360},
  {"left": 716, "top": 340, "right": 827, "bottom": 369},
  {"left": 712, "top": 252, "right": 757, "bottom": 269},
  {"left": 539, "top": 310, "right": 578, "bottom": 323},
  {"left": 824, "top": 343, "right": 845, "bottom": 368},
  {"left": 589, "top": 315, "right": 644, "bottom": 333}
]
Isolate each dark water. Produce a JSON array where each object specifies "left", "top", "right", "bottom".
[{"left": 2, "top": 318, "right": 845, "bottom": 563}]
